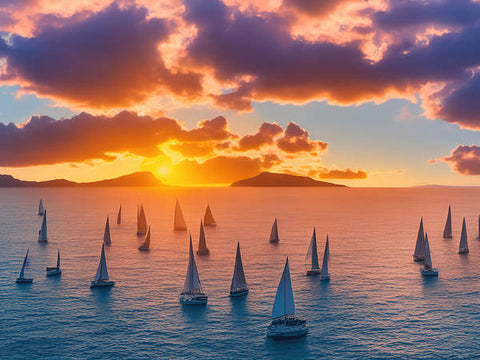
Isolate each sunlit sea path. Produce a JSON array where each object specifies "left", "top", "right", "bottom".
[{"left": 1, "top": 187, "right": 480, "bottom": 359}]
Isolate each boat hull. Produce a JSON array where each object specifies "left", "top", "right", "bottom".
[
  {"left": 38, "top": 239, "right": 48, "bottom": 243},
  {"left": 321, "top": 273, "right": 330, "bottom": 281},
  {"left": 230, "top": 288, "right": 249, "bottom": 297},
  {"left": 16, "top": 277, "right": 33, "bottom": 283},
  {"left": 421, "top": 268, "right": 438, "bottom": 276},
  {"left": 269, "top": 240, "right": 279, "bottom": 244},
  {"left": 136, "top": 231, "right": 146, "bottom": 236},
  {"left": 138, "top": 246, "right": 150, "bottom": 251},
  {"left": 180, "top": 293, "right": 208, "bottom": 305},
  {"left": 459, "top": 249, "right": 469, "bottom": 254},
  {"left": 306, "top": 268, "right": 321, "bottom": 276},
  {"left": 90, "top": 280, "right": 115, "bottom": 288},
  {"left": 197, "top": 249, "right": 210, "bottom": 255},
  {"left": 46, "top": 268, "right": 61, "bottom": 276},
  {"left": 267, "top": 320, "right": 308, "bottom": 339}
]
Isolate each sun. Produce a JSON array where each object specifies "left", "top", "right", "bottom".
[{"left": 158, "top": 166, "right": 169, "bottom": 176}]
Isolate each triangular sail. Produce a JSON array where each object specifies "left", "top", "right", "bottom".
[
  {"left": 19, "top": 249, "right": 29, "bottom": 278},
  {"left": 94, "top": 244, "right": 110, "bottom": 282},
  {"left": 56, "top": 249, "right": 60, "bottom": 268},
  {"left": 478, "top": 214, "right": 480, "bottom": 239},
  {"left": 272, "top": 257, "right": 295, "bottom": 319},
  {"left": 38, "top": 199, "right": 44, "bottom": 215},
  {"left": 269, "top": 219, "right": 279, "bottom": 242},
  {"left": 305, "top": 228, "right": 319, "bottom": 269},
  {"left": 204, "top": 205, "right": 216, "bottom": 226},
  {"left": 459, "top": 217, "right": 469, "bottom": 253},
  {"left": 38, "top": 210, "right": 48, "bottom": 241},
  {"left": 321, "top": 235, "right": 329, "bottom": 276},
  {"left": 137, "top": 204, "right": 147, "bottom": 234},
  {"left": 174, "top": 200, "right": 187, "bottom": 230},
  {"left": 141, "top": 226, "right": 151, "bottom": 248},
  {"left": 104, "top": 216, "right": 111, "bottom": 244},
  {"left": 117, "top": 205, "right": 122, "bottom": 225},
  {"left": 231, "top": 242, "right": 247, "bottom": 291},
  {"left": 443, "top": 205, "right": 452, "bottom": 238},
  {"left": 198, "top": 220, "right": 208, "bottom": 251},
  {"left": 183, "top": 235, "right": 202, "bottom": 293},
  {"left": 413, "top": 218, "right": 425, "bottom": 258},
  {"left": 424, "top": 234, "right": 432, "bottom": 269}
]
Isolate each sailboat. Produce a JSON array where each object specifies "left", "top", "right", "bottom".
[
  {"left": 180, "top": 234, "right": 208, "bottom": 305},
  {"left": 413, "top": 218, "right": 425, "bottom": 261},
  {"left": 459, "top": 217, "right": 469, "bottom": 254},
  {"left": 443, "top": 205, "right": 452, "bottom": 238},
  {"left": 320, "top": 235, "right": 330, "bottom": 281},
  {"left": 46, "top": 249, "right": 61, "bottom": 276},
  {"left": 117, "top": 205, "right": 122, "bottom": 225},
  {"left": 305, "top": 228, "right": 321, "bottom": 275},
  {"left": 137, "top": 204, "right": 147, "bottom": 235},
  {"left": 197, "top": 220, "right": 210, "bottom": 255},
  {"left": 90, "top": 244, "right": 114, "bottom": 288},
  {"left": 38, "top": 210, "right": 48, "bottom": 243},
  {"left": 421, "top": 234, "right": 438, "bottom": 276},
  {"left": 16, "top": 249, "right": 33, "bottom": 283},
  {"left": 477, "top": 214, "right": 480, "bottom": 240},
  {"left": 267, "top": 257, "right": 308, "bottom": 339},
  {"left": 138, "top": 226, "right": 151, "bottom": 251},
  {"left": 103, "top": 216, "right": 111, "bottom": 245},
  {"left": 204, "top": 204, "right": 216, "bottom": 226},
  {"left": 38, "top": 198, "right": 45, "bottom": 216},
  {"left": 230, "top": 242, "right": 249, "bottom": 297},
  {"left": 174, "top": 200, "right": 187, "bottom": 231},
  {"left": 269, "top": 218, "right": 279, "bottom": 243}
]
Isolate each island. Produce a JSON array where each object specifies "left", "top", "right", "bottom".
[
  {"left": 230, "top": 172, "right": 346, "bottom": 187},
  {"left": 0, "top": 171, "right": 163, "bottom": 187}
]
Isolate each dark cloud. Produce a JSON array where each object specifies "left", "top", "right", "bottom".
[
  {"left": 276, "top": 122, "right": 328, "bottom": 153},
  {"left": 237, "top": 122, "right": 283, "bottom": 151},
  {"left": 432, "top": 145, "right": 480, "bottom": 175},
  {"left": 282, "top": 0, "right": 348, "bottom": 17},
  {"left": 0, "top": 3, "right": 202, "bottom": 107},
  {"left": 317, "top": 168, "right": 367, "bottom": 179},
  {"left": 183, "top": 116, "right": 235, "bottom": 142}
]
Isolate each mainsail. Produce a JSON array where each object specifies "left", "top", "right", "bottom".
[
  {"left": 321, "top": 235, "right": 330, "bottom": 277},
  {"left": 459, "top": 217, "right": 469, "bottom": 253},
  {"left": 269, "top": 219, "right": 279, "bottom": 243},
  {"left": 19, "top": 249, "right": 29, "bottom": 278},
  {"left": 183, "top": 235, "right": 202, "bottom": 294},
  {"left": 117, "top": 205, "right": 122, "bottom": 225},
  {"left": 94, "top": 244, "right": 110, "bottom": 282},
  {"left": 38, "top": 210, "right": 48, "bottom": 242},
  {"left": 204, "top": 205, "right": 216, "bottom": 226},
  {"left": 137, "top": 204, "right": 147, "bottom": 235},
  {"left": 305, "top": 228, "right": 320, "bottom": 269},
  {"left": 198, "top": 220, "right": 208, "bottom": 252},
  {"left": 272, "top": 257, "right": 295, "bottom": 319},
  {"left": 174, "top": 200, "right": 187, "bottom": 231},
  {"left": 231, "top": 242, "right": 247, "bottom": 291},
  {"left": 38, "top": 199, "right": 45, "bottom": 215},
  {"left": 413, "top": 218, "right": 425, "bottom": 259},
  {"left": 56, "top": 249, "right": 61, "bottom": 268},
  {"left": 443, "top": 205, "right": 452, "bottom": 238},
  {"left": 104, "top": 216, "right": 111, "bottom": 244},
  {"left": 424, "top": 233, "right": 432, "bottom": 269},
  {"left": 140, "top": 226, "right": 151, "bottom": 249}
]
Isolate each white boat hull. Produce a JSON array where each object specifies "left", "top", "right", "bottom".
[
  {"left": 90, "top": 280, "right": 115, "bottom": 288},
  {"left": 16, "top": 277, "right": 33, "bottom": 284},
  {"left": 180, "top": 293, "right": 208, "bottom": 305},
  {"left": 421, "top": 268, "right": 438, "bottom": 277},
  {"left": 306, "top": 268, "right": 321, "bottom": 276},
  {"left": 46, "top": 268, "right": 61, "bottom": 276},
  {"left": 230, "top": 288, "right": 249, "bottom": 297},
  {"left": 267, "top": 319, "right": 308, "bottom": 339}
]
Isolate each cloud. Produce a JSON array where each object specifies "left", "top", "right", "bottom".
[
  {"left": 276, "top": 122, "right": 328, "bottom": 153},
  {"left": 237, "top": 122, "right": 283, "bottom": 151},
  {"left": 0, "top": 3, "right": 202, "bottom": 108},
  {"left": 431, "top": 145, "right": 480, "bottom": 175},
  {"left": 282, "top": 0, "right": 349, "bottom": 17},
  {"left": 182, "top": 116, "right": 235, "bottom": 142},
  {"left": 317, "top": 168, "right": 368, "bottom": 179}
]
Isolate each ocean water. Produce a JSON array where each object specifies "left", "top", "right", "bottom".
[{"left": 1, "top": 187, "right": 480, "bottom": 359}]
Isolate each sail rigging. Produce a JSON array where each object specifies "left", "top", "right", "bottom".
[
  {"left": 174, "top": 200, "right": 187, "bottom": 231},
  {"left": 269, "top": 219, "right": 279, "bottom": 243},
  {"left": 183, "top": 234, "right": 202, "bottom": 294},
  {"left": 137, "top": 204, "right": 147, "bottom": 235},
  {"left": 204, "top": 205, "right": 216, "bottom": 226},
  {"left": 443, "top": 205, "right": 452, "bottom": 238},
  {"left": 231, "top": 242, "right": 247, "bottom": 291},
  {"left": 94, "top": 244, "right": 110, "bottom": 282},
  {"left": 305, "top": 228, "right": 320, "bottom": 269},
  {"left": 38, "top": 210, "right": 48, "bottom": 242},
  {"left": 413, "top": 218, "right": 425, "bottom": 259},
  {"left": 321, "top": 235, "right": 330, "bottom": 277},
  {"left": 19, "top": 249, "right": 29, "bottom": 278},
  {"left": 198, "top": 220, "right": 209, "bottom": 253},
  {"left": 459, "top": 217, "right": 469, "bottom": 253},
  {"left": 272, "top": 257, "right": 295, "bottom": 319},
  {"left": 140, "top": 226, "right": 151, "bottom": 249},
  {"left": 38, "top": 199, "right": 45, "bottom": 215},
  {"left": 117, "top": 205, "right": 121, "bottom": 225},
  {"left": 104, "top": 216, "right": 111, "bottom": 244}
]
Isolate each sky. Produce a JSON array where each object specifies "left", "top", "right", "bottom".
[{"left": 0, "top": 0, "right": 480, "bottom": 186}]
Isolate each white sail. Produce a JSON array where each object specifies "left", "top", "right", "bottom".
[
  {"left": 117, "top": 205, "right": 121, "bottom": 225},
  {"left": 443, "top": 205, "right": 452, "bottom": 238},
  {"left": 56, "top": 249, "right": 61, "bottom": 268},
  {"left": 231, "top": 242, "right": 247, "bottom": 291},
  {"left": 104, "top": 216, "right": 111, "bottom": 244},
  {"left": 269, "top": 218, "right": 279, "bottom": 242},
  {"left": 141, "top": 226, "right": 151, "bottom": 249},
  {"left": 174, "top": 200, "right": 187, "bottom": 230},
  {"left": 198, "top": 220, "right": 208, "bottom": 252},
  {"left": 204, "top": 204, "right": 216, "bottom": 226},
  {"left": 38, "top": 199, "right": 44, "bottom": 215},
  {"left": 459, "top": 217, "right": 469, "bottom": 253},
  {"left": 94, "top": 244, "right": 110, "bottom": 282},
  {"left": 183, "top": 234, "right": 202, "bottom": 294},
  {"left": 19, "top": 249, "right": 29, "bottom": 278},
  {"left": 272, "top": 257, "right": 295, "bottom": 319},
  {"left": 413, "top": 218, "right": 425, "bottom": 258},
  {"left": 305, "top": 228, "right": 319, "bottom": 269},
  {"left": 38, "top": 210, "right": 48, "bottom": 242},
  {"left": 424, "top": 233, "right": 432, "bottom": 269},
  {"left": 321, "top": 235, "right": 330, "bottom": 277},
  {"left": 137, "top": 204, "right": 147, "bottom": 235}
]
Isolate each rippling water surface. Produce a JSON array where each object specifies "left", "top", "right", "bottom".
[{"left": 2, "top": 187, "right": 480, "bottom": 359}]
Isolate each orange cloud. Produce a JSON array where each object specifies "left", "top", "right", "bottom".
[{"left": 317, "top": 168, "right": 368, "bottom": 179}]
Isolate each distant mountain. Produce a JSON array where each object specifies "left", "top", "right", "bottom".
[
  {"left": 230, "top": 172, "right": 346, "bottom": 187},
  {"left": 0, "top": 171, "right": 163, "bottom": 187}
]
